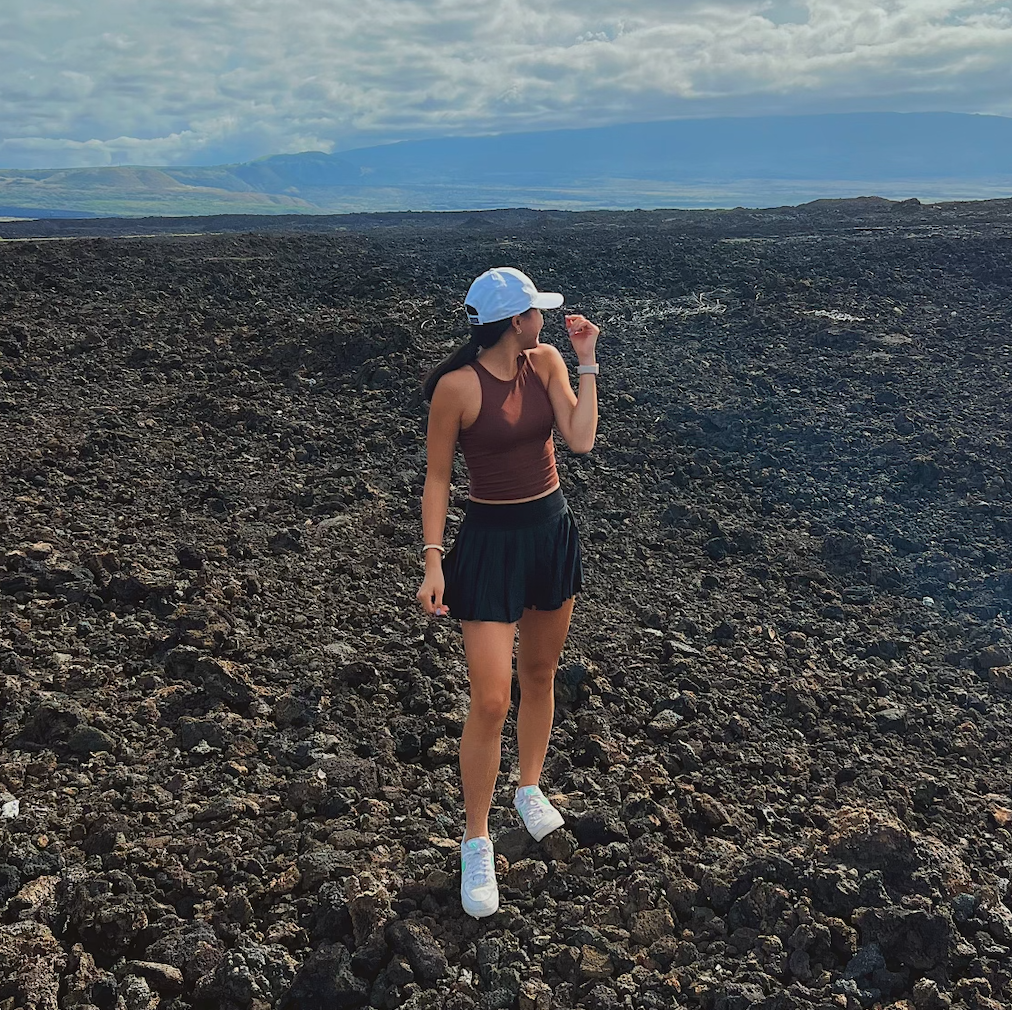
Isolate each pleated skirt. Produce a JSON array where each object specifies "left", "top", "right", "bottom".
[{"left": 442, "top": 488, "right": 583, "bottom": 623}]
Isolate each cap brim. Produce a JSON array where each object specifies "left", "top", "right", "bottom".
[{"left": 531, "top": 292, "right": 564, "bottom": 310}]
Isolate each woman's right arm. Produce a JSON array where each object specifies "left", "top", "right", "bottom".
[{"left": 417, "top": 375, "right": 462, "bottom": 616}]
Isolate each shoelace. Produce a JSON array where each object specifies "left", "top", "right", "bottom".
[
  {"left": 462, "top": 845, "right": 494, "bottom": 887},
  {"left": 520, "top": 791, "right": 553, "bottom": 822}
]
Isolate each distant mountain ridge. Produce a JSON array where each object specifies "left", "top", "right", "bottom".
[{"left": 1, "top": 112, "right": 1010, "bottom": 218}]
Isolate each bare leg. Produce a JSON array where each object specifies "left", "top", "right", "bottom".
[
  {"left": 516, "top": 598, "right": 575, "bottom": 788},
  {"left": 459, "top": 619, "right": 516, "bottom": 840}
]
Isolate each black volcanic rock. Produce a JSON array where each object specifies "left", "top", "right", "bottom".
[
  {"left": 1, "top": 204, "right": 1012, "bottom": 1010},
  {"left": 279, "top": 943, "right": 368, "bottom": 1009}
]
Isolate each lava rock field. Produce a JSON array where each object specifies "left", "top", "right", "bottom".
[{"left": 1, "top": 199, "right": 1012, "bottom": 1010}]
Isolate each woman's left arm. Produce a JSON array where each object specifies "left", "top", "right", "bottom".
[{"left": 541, "top": 315, "right": 599, "bottom": 454}]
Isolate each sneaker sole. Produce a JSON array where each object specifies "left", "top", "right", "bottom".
[
  {"left": 461, "top": 890, "right": 499, "bottom": 918},
  {"left": 518, "top": 807, "right": 565, "bottom": 842}
]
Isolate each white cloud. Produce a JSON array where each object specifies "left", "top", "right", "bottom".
[{"left": 0, "top": 0, "right": 1010, "bottom": 168}]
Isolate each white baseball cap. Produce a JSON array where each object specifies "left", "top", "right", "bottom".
[{"left": 464, "top": 267, "right": 564, "bottom": 325}]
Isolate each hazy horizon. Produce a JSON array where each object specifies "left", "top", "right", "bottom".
[{"left": 2, "top": 111, "right": 1010, "bottom": 218}]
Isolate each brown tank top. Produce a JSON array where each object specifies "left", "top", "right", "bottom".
[{"left": 458, "top": 351, "right": 558, "bottom": 501}]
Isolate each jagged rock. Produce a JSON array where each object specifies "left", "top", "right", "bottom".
[
  {"left": 7, "top": 874, "right": 61, "bottom": 927},
  {"left": 176, "top": 716, "right": 227, "bottom": 751},
  {"left": 66, "top": 724, "right": 118, "bottom": 754},
  {"left": 0, "top": 921, "right": 66, "bottom": 1010},
  {"left": 63, "top": 880, "right": 148, "bottom": 961},
  {"left": 346, "top": 874, "right": 395, "bottom": 946},
  {"left": 119, "top": 974, "right": 159, "bottom": 1010},
  {"left": 578, "top": 946, "right": 614, "bottom": 981},
  {"left": 370, "top": 954, "right": 415, "bottom": 1008},
  {"left": 825, "top": 806, "right": 918, "bottom": 874},
  {"left": 854, "top": 904, "right": 954, "bottom": 970},
  {"left": 63, "top": 943, "right": 117, "bottom": 1009},
  {"left": 278, "top": 942, "right": 368, "bottom": 1009},
  {"left": 843, "top": 942, "right": 886, "bottom": 979},
  {"left": 385, "top": 920, "right": 448, "bottom": 983},
  {"left": 193, "top": 656, "right": 255, "bottom": 710},
  {"left": 974, "top": 646, "right": 1011, "bottom": 671},
  {"left": 193, "top": 935, "right": 298, "bottom": 1004},
  {"left": 912, "top": 977, "right": 953, "bottom": 1009},
  {"left": 629, "top": 909, "right": 675, "bottom": 946},
  {"left": 122, "top": 962, "right": 185, "bottom": 995},
  {"left": 140, "top": 921, "right": 224, "bottom": 985},
  {"left": 502, "top": 858, "right": 549, "bottom": 891},
  {"left": 980, "top": 665, "right": 1012, "bottom": 692},
  {"left": 518, "top": 980, "right": 553, "bottom": 1010}
]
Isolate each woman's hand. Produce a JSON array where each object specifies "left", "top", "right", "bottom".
[
  {"left": 565, "top": 314, "right": 600, "bottom": 364},
  {"left": 417, "top": 565, "right": 449, "bottom": 617}
]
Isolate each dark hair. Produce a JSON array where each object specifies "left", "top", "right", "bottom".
[{"left": 421, "top": 310, "right": 513, "bottom": 401}]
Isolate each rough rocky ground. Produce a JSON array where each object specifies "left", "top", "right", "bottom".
[{"left": 1, "top": 199, "right": 1012, "bottom": 1010}]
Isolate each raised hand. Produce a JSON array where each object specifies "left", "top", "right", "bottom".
[{"left": 564, "top": 314, "right": 599, "bottom": 364}]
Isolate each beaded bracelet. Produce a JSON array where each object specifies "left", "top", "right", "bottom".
[{"left": 422, "top": 544, "right": 445, "bottom": 557}]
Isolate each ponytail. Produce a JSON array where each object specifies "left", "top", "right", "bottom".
[{"left": 421, "top": 312, "right": 513, "bottom": 401}]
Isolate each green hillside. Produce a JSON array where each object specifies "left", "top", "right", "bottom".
[{"left": 0, "top": 166, "right": 313, "bottom": 217}]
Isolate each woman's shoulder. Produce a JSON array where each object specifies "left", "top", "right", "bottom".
[
  {"left": 528, "top": 343, "right": 564, "bottom": 384},
  {"left": 529, "top": 343, "right": 564, "bottom": 366},
  {"left": 526, "top": 344, "right": 566, "bottom": 372},
  {"left": 433, "top": 360, "right": 480, "bottom": 401}
]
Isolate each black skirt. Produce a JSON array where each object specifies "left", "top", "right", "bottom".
[{"left": 442, "top": 488, "right": 583, "bottom": 623}]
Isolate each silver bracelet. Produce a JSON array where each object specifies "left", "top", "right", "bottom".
[
  {"left": 422, "top": 544, "right": 445, "bottom": 557},
  {"left": 577, "top": 364, "right": 599, "bottom": 375}
]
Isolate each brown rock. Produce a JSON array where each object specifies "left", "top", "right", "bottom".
[
  {"left": 345, "top": 873, "right": 394, "bottom": 946},
  {"left": 268, "top": 865, "right": 301, "bottom": 897},
  {"left": 64, "top": 943, "right": 116, "bottom": 1006},
  {"left": 540, "top": 829, "right": 576, "bottom": 863},
  {"left": 518, "top": 979, "right": 553, "bottom": 1010},
  {"left": 192, "top": 796, "right": 250, "bottom": 822},
  {"left": 989, "top": 806, "right": 1012, "bottom": 829},
  {"left": 194, "top": 656, "right": 254, "bottom": 711},
  {"left": 26, "top": 542, "right": 55, "bottom": 561},
  {"left": 503, "top": 858, "right": 548, "bottom": 890},
  {"left": 693, "top": 793, "right": 732, "bottom": 829},
  {"left": 8, "top": 875, "right": 61, "bottom": 927},
  {"left": 578, "top": 945, "right": 614, "bottom": 980},
  {"left": 912, "top": 977, "right": 952, "bottom": 1009},
  {"left": 0, "top": 921, "right": 67, "bottom": 1010},
  {"left": 124, "top": 962, "right": 185, "bottom": 994},
  {"left": 981, "top": 666, "right": 1012, "bottom": 693},
  {"left": 629, "top": 908, "right": 675, "bottom": 946},
  {"left": 825, "top": 806, "right": 916, "bottom": 871}
]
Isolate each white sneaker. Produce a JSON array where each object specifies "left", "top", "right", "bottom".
[
  {"left": 460, "top": 837, "right": 499, "bottom": 918},
  {"left": 513, "top": 785, "right": 565, "bottom": 842}
]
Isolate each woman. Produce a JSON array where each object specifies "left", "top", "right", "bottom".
[{"left": 416, "top": 266, "right": 599, "bottom": 918}]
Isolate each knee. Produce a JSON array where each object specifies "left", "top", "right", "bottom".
[
  {"left": 520, "top": 662, "right": 557, "bottom": 694},
  {"left": 468, "top": 691, "right": 511, "bottom": 726}
]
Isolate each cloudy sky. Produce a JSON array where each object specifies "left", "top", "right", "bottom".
[{"left": 1, "top": 0, "right": 1010, "bottom": 169}]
